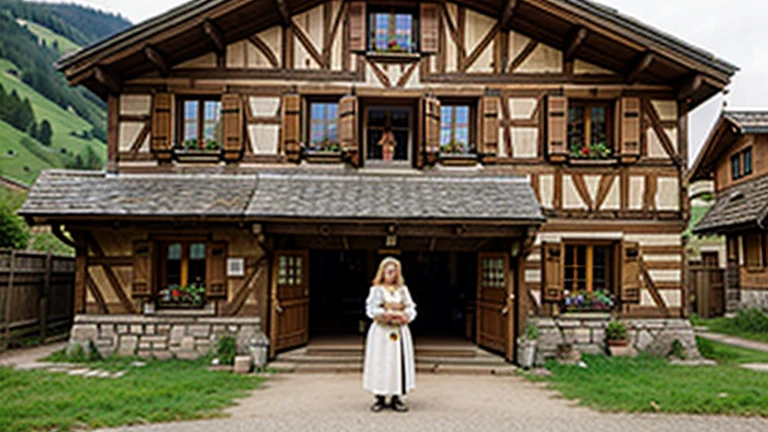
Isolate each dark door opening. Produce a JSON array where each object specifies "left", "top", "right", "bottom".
[{"left": 309, "top": 250, "right": 369, "bottom": 335}]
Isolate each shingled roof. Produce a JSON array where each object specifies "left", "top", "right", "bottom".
[
  {"left": 724, "top": 111, "right": 768, "bottom": 134},
  {"left": 693, "top": 174, "right": 768, "bottom": 234},
  {"left": 20, "top": 169, "right": 544, "bottom": 224}
]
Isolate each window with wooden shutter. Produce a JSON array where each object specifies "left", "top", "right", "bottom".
[
  {"left": 424, "top": 95, "right": 441, "bottom": 164},
  {"left": 420, "top": 3, "right": 439, "bottom": 54},
  {"left": 132, "top": 240, "right": 153, "bottom": 298},
  {"left": 547, "top": 95, "right": 568, "bottom": 162},
  {"left": 338, "top": 94, "right": 360, "bottom": 166},
  {"left": 206, "top": 241, "right": 228, "bottom": 299},
  {"left": 619, "top": 97, "right": 641, "bottom": 161},
  {"left": 542, "top": 242, "right": 564, "bottom": 302},
  {"left": 151, "top": 92, "right": 172, "bottom": 160},
  {"left": 621, "top": 241, "right": 641, "bottom": 303},
  {"left": 349, "top": 1, "right": 366, "bottom": 52},
  {"left": 281, "top": 93, "right": 301, "bottom": 162},
  {"left": 481, "top": 96, "right": 499, "bottom": 157},
  {"left": 221, "top": 94, "right": 243, "bottom": 162}
]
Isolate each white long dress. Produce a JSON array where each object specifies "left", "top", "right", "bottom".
[{"left": 362, "top": 284, "right": 417, "bottom": 396}]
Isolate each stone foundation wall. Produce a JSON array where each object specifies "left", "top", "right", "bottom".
[
  {"left": 532, "top": 314, "right": 700, "bottom": 365},
  {"left": 69, "top": 314, "right": 268, "bottom": 362},
  {"left": 739, "top": 289, "right": 768, "bottom": 311}
]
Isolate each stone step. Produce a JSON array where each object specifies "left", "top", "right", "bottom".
[
  {"left": 305, "top": 347, "right": 479, "bottom": 358},
  {"left": 266, "top": 361, "right": 516, "bottom": 375},
  {"left": 276, "top": 353, "right": 508, "bottom": 367}
]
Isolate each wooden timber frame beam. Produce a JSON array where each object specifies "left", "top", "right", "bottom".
[
  {"left": 274, "top": 0, "right": 292, "bottom": 27},
  {"left": 93, "top": 66, "right": 121, "bottom": 94},
  {"left": 500, "top": 0, "right": 519, "bottom": 29},
  {"left": 677, "top": 73, "right": 704, "bottom": 101},
  {"left": 626, "top": 51, "right": 655, "bottom": 84},
  {"left": 564, "top": 26, "right": 587, "bottom": 61},
  {"left": 203, "top": 19, "right": 225, "bottom": 53},
  {"left": 144, "top": 45, "right": 170, "bottom": 77}
]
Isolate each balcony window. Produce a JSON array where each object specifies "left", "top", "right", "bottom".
[{"left": 568, "top": 101, "right": 613, "bottom": 159}]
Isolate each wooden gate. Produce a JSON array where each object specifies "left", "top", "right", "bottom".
[
  {"left": 688, "top": 263, "right": 725, "bottom": 318},
  {"left": 269, "top": 250, "right": 310, "bottom": 357},
  {"left": 476, "top": 252, "right": 514, "bottom": 360}
]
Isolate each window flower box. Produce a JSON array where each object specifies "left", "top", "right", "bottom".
[
  {"left": 561, "top": 289, "right": 615, "bottom": 313},
  {"left": 439, "top": 153, "right": 479, "bottom": 167},
  {"left": 365, "top": 51, "right": 421, "bottom": 63},
  {"left": 157, "top": 284, "right": 206, "bottom": 309},
  {"left": 174, "top": 139, "right": 221, "bottom": 162},
  {"left": 303, "top": 141, "right": 343, "bottom": 163}
]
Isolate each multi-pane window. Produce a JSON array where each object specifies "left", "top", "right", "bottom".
[
  {"left": 369, "top": 9, "right": 418, "bottom": 53},
  {"left": 731, "top": 147, "right": 753, "bottom": 180},
  {"left": 744, "top": 147, "right": 753, "bottom": 175},
  {"left": 278, "top": 255, "right": 304, "bottom": 286},
  {"left": 564, "top": 244, "right": 614, "bottom": 293},
  {"left": 440, "top": 105, "right": 472, "bottom": 154},
  {"left": 163, "top": 241, "right": 207, "bottom": 289},
  {"left": 309, "top": 102, "right": 339, "bottom": 150},
  {"left": 568, "top": 101, "right": 613, "bottom": 159},
  {"left": 731, "top": 153, "right": 741, "bottom": 180},
  {"left": 480, "top": 257, "right": 505, "bottom": 288},
  {"left": 180, "top": 98, "right": 221, "bottom": 150}
]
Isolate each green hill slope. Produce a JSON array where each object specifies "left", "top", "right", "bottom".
[
  {"left": 0, "top": 119, "right": 63, "bottom": 184},
  {"left": 16, "top": 18, "right": 80, "bottom": 55}
]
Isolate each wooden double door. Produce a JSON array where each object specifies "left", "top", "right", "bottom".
[{"left": 269, "top": 250, "right": 517, "bottom": 361}]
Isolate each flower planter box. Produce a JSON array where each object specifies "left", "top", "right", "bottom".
[
  {"left": 174, "top": 149, "right": 221, "bottom": 163},
  {"left": 365, "top": 51, "right": 421, "bottom": 63},
  {"left": 439, "top": 153, "right": 479, "bottom": 167},
  {"left": 303, "top": 150, "right": 343, "bottom": 163},
  {"left": 568, "top": 158, "right": 618, "bottom": 166}
]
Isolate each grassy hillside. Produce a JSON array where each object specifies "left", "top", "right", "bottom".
[
  {"left": 0, "top": 58, "right": 104, "bottom": 183},
  {"left": 16, "top": 18, "right": 80, "bottom": 55}
]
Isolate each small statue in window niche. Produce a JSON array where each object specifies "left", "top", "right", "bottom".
[{"left": 378, "top": 128, "right": 396, "bottom": 161}]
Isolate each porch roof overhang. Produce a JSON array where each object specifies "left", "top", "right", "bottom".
[
  {"left": 19, "top": 169, "right": 545, "bottom": 230},
  {"left": 692, "top": 174, "right": 768, "bottom": 236}
]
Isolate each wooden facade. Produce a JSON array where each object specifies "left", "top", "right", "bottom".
[{"left": 32, "top": 0, "right": 737, "bottom": 361}]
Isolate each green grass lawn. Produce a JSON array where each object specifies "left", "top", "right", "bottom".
[
  {"left": 0, "top": 355, "right": 262, "bottom": 432},
  {"left": 15, "top": 19, "right": 81, "bottom": 55},
  {"left": 0, "top": 119, "right": 64, "bottom": 184},
  {"left": 693, "top": 315, "right": 768, "bottom": 345},
  {"left": 527, "top": 338, "right": 768, "bottom": 416}
]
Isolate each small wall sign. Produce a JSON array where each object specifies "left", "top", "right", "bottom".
[{"left": 227, "top": 258, "right": 245, "bottom": 277}]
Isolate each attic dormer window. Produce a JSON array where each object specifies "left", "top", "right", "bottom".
[
  {"left": 369, "top": 7, "right": 418, "bottom": 53},
  {"left": 178, "top": 97, "right": 221, "bottom": 151}
]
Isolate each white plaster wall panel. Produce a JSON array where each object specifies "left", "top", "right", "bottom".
[
  {"left": 119, "top": 122, "right": 144, "bottom": 151},
  {"left": 331, "top": 25, "right": 344, "bottom": 70},
  {"left": 465, "top": 9, "right": 495, "bottom": 55},
  {"left": 349, "top": 53, "right": 357, "bottom": 72},
  {"left": 245, "top": 42, "right": 271, "bottom": 68},
  {"left": 646, "top": 128, "right": 666, "bottom": 158},
  {"left": 403, "top": 65, "right": 420, "bottom": 88},
  {"left": 536, "top": 232, "right": 624, "bottom": 246},
  {"left": 226, "top": 41, "right": 246, "bottom": 68},
  {"left": 292, "top": 6, "right": 323, "bottom": 54},
  {"left": 249, "top": 97, "right": 281, "bottom": 117},
  {"left": 738, "top": 236, "right": 744, "bottom": 266},
  {"left": 525, "top": 269, "right": 541, "bottom": 283},
  {"left": 562, "top": 175, "right": 587, "bottom": 209},
  {"left": 529, "top": 290, "right": 541, "bottom": 307},
  {"left": 516, "top": 43, "right": 562, "bottom": 73},
  {"left": 629, "top": 175, "right": 645, "bottom": 210},
  {"left": 512, "top": 128, "right": 538, "bottom": 158},
  {"left": 656, "top": 177, "right": 680, "bottom": 211},
  {"left": 648, "top": 270, "right": 681, "bottom": 283},
  {"left": 625, "top": 234, "right": 681, "bottom": 247},
  {"left": 643, "top": 254, "right": 683, "bottom": 263},
  {"left": 259, "top": 26, "right": 283, "bottom": 68},
  {"left": 509, "top": 98, "right": 537, "bottom": 120},
  {"left": 641, "top": 289, "right": 655, "bottom": 306},
  {"left": 583, "top": 175, "right": 601, "bottom": 205},
  {"left": 446, "top": 3, "right": 458, "bottom": 28},
  {"left": 249, "top": 124, "right": 280, "bottom": 154},
  {"left": 666, "top": 127, "right": 678, "bottom": 152},
  {"left": 601, "top": 177, "right": 620, "bottom": 210},
  {"left": 660, "top": 290, "right": 682, "bottom": 308},
  {"left": 527, "top": 253, "right": 541, "bottom": 262},
  {"left": 497, "top": 127, "right": 507, "bottom": 157},
  {"left": 445, "top": 26, "right": 457, "bottom": 72},
  {"left": 509, "top": 31, "right": 531, "bottom": 64},
  {"left": 652, "top": 100, "right": 678, "bottom": 121},
  {"left": 539, "top": 174, "right": 554, "bottom": 209},
  {"left": 175, "top": 52, "right": 217, "bottom": 69},
  {"left": 365, "top": 65, "right": 385, "bottom": 88},
  {"left": 294, "top": 38, "right": 320, "bottom": 69},
  {"left": 119, "top": 95, "right": 151, "bottom": 116},
  {"left": 573, "top": 60, "right": 615, "bottom": 75},
  {"left": 467, "top": 44, "right": 494, "bottom": 73}
]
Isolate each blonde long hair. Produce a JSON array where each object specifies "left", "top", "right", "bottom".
[{"left": 372, "top": 256, "right": 405, "bottom": 286}]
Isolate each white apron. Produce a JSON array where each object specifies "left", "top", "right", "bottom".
[{"left": 362, "top": 284, "right": 417, "bottom": 396}]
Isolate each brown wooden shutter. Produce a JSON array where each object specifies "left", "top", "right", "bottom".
[
  {"left": 547, "top": 95, "right": 568, "bottom": 162},
  {"left": 151, "top": 92, "right": 172, "bottom": 160},
  {"left": 542, "top": 242, "right": 564, "bottom": 302},
  {"left": 132, "top": 240, "right": 153, "bottom": 298},
  {"left": 338, "top": 94, "right": 360, "bottom": 167},
  {"left": 621, "top": 241, "right": 641, "bottom": 303},
  {"left": 424, "top": 95, "right": 441, "bottom": 165},
  {"left": 349, "top": 1, "right": 366, "bottom": 52},
  {"left": 420, "top": 3, "right": 439, "bottom": 54},
  {"left": 281, "top": 93, "right": 301, "bottom": 163},
  {"left": 206, "top": 241, "right": 228, "bottom": 299},
  {"left": 221, "top": 93, "right": 244, "bottom": 162},
  {"left": 481, "top": 96, "right": 499, "bottom": 158},
  {"left": 619, "top": 97, "right": 641, "bottom": 162}
]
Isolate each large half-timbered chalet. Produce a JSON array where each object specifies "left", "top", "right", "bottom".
[{"left": 20, "top": 0, "right": 737, "bottom": 362}]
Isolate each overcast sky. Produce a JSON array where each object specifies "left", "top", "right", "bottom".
[{"left": 35, "top": 0, "right": 768, "bottom": 164}]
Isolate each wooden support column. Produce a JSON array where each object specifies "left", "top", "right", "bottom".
[
  {"left": 106, "top": 94, "right": 119, "bottom": 173},
  {"left": 3, "top": 250, "right": 15, "bottom": 349},
  {"left": 40, "top": 252, "right": 52, "bottom": 341},
  {"left": 203, "top": 20, "right": 225, "bottom": 53},
  {"left": 274, "top": 0, "right": 292, "bottom": 27},
  {"left": 74, "top": 245, "right": 87, "bottom": 315},
  {"left": 500, "top": 0, "right": 519, "bottom": 29}
]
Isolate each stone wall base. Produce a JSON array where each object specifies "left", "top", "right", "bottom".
[
  {"left": 68, "top": 314, "right": 269, "bottom": 365},
  {"left": 532, "top": 314, "right": 700, "bottom": 365},
  {"left": 739, "top": 289, "right": 768, "bottom": 311}
]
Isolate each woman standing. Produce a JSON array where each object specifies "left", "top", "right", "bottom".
[{"left": 363, "top": 256, "right": 417, "bottom": 412}]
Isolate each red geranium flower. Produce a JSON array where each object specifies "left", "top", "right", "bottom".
[
  {"left": 172, "top": 289, "right": 180, "bottom": 298},
  {"left": 581, "top": 146, "right": 590, "bottom": 156}
]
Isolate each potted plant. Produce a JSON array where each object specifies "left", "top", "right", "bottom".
[
  {"left": 158, "top": 283, "right": 206, "bottom": 309},
  {"left": 518, "top": 322, "right": 538, "bottom": 369},
  {"left": 605, "top": 320, "right": 629, "bottom": 347}
]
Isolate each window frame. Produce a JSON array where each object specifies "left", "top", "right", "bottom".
[
  {"left": 175, "top": 96, "right": 222, "bottom": 151},
  {"left": 439, "top": 101, "right": 476, "bottom": 155},
  {"left": 306, "top": 98, "right": 340, "bottom": 152},
  {"left": 156, "top": 239, "right": 208, "bottom": 309},
  {"left": 567, "top": 100, "right": 615, "bottom": 160},
  {"left": 367, "top": 6, "right": 420, "bottom": 53},
  {"left": 743, "top": 147, "right": 753, "bottom": 176},
  {"left": 563, "top": 240, "right": 618, "bottom": 295},
  {"left": 731, "top": 152, "right": 742, "bottom": 180}
]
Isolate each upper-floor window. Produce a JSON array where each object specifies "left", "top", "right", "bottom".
[
  {"left": 178, "top": 97, "right": 221, "bottom": 151},
  {"left": 568, "top": 101, "right": 613, "bottom": 160},
  {"left": 440, "top": 105, "right": 472, "bottom": 154},
  {"left": 731, "top": 153, "right": 741, "bottom": 180},
  {"left": 308, "top": 102, "right": 339, "bottom": 151},
  {"left": 744, "top": 147, "right": 753, "bottom": 176},
  {"left": 369, "top": 8, "right": 418, "bottom": 53},
  {"left": 731, "top": 147, "right": 753, "bottom": 180}
]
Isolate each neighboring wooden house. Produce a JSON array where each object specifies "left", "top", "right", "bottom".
[
  {"left": 20, "top": 0, "right": 736, "bottom": 362},
  {"left": 690, "top": 111, "right": 768, "bottom": 313}
]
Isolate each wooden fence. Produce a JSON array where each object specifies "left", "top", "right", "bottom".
[
  {"left": 688, "top": 263, "right": 725, "bottom": 319},
  {"left": 0, "top": 249, "right": 75, "bottom": 349}
]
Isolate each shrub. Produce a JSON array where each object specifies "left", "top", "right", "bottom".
[
  {"left": 733, "top": 308, "right": 768, "bottom": 333},
  {"left": 524, "top": 322, "right": 539, "bottom": 340},
  {"left": 0, "top": 199, "right": 29, "bottom": 249},
  {"left": 605, "top": 320, "right": 628, "bottom": 341},
  {"left": 669, "top": 339, "right": 686, "bottom": 360},
  {"left": 216, "top": 336, "right": 237, "bottom": 366}
]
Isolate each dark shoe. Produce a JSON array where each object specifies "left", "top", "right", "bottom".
[
  {"left": 390, "top": 395, "right": 409, "bottom": 412},
  {"left": 370, "top": 396, "right": 387, "bottom": 412}
]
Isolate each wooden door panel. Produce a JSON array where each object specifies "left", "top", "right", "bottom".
[
  {"left": 270, "top": 250, "right": 310, "bottom": 355},
  {"left": 476, "top": 253, "right": 513, "bottom": 359}
]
